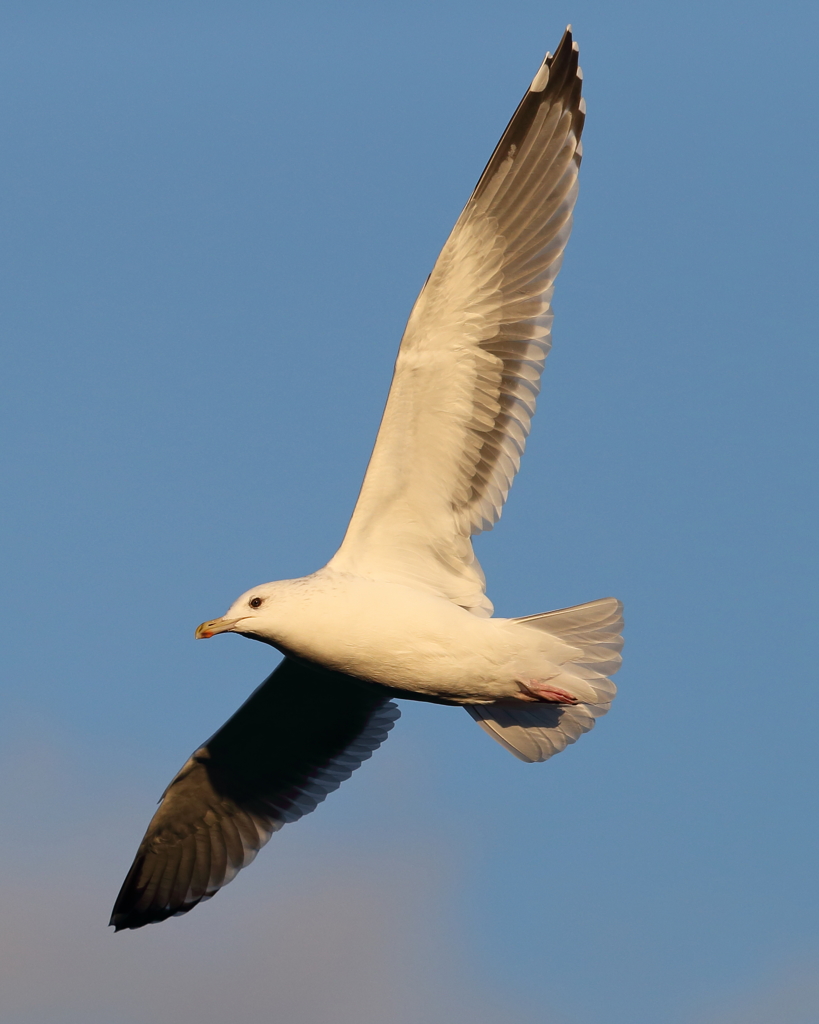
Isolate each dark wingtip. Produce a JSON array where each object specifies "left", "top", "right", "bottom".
[
  {"left": 110, "top": 909, "right": 196, "bottom": 932},
  {"left": 110, "top": 917, "right": 139, "bottom": 932},
  {"left": 471, "top": 25, "right": 583, "bottom": 203},
  {"left": 110, "top": 893, "right": 206, "bottom": 931},
  {"left": 551, "top": 25, "right": 574, "bottom": 63},
  {"left": 110, "top": 853, "right": 147, "bottom": 930},
  {"left": 109, "top": 895, "right": 160, "bottom": 931},
  {"left": 109, "top": 851, "right": 201, "bottom": 931}
]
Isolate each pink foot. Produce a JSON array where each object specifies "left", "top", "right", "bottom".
[{"left": 517, "top": 680, "right": 579, "bottom": 704}]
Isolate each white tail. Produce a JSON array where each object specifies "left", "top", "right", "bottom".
[{"left": 466, "top": 597, "right": 623, "bottom": 763}]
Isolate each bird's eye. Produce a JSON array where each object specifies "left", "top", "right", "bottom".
[{"left": 249, "top": 597, "right": 263, "bottom": 609}]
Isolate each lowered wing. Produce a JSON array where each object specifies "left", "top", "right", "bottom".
[{"left": 111, "top": 658, "right": 399, "bottom": 930}]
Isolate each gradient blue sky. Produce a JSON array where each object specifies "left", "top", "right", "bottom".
[{"left": 1, "top": 2, "right": 818, "bottom": 1022}]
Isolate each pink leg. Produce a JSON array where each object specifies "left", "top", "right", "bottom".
[{"left": 517, "top": 679, "right": 579, "bottom": 704}]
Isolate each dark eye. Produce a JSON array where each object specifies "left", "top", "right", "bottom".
[{"left": 249, "top": 597, "right": 263, "bottom": 609}]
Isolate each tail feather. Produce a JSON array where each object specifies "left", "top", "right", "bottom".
[
  {"left": 467, "top": 701, "right": 608, "bottom": 763},
  {"left": 466, "top": 597, "right": 623, "bottom": 763},
  {"left": 517, "top": 596, "right": 623, "bottom": 692}
]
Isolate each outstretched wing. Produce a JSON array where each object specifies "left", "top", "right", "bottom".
[
  {"left": 110, "top": 659, "right": 399, "bottom": 930},
  {"left": 330, "top": 28, "right": 585, "bottom": 616}
]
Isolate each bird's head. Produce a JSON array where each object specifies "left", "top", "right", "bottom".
[{"left": 195, "top": 583, "right": 280, "bottom": 642}]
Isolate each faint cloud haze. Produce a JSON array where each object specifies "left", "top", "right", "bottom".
[
  {"left": 0, "top": 868, "right": 571, "bottom": 1024},
  {"left": 690, "top": 957, "right": 819, "bottom": 1024},
  {"left": 0, "top": 762, "right": 575, "bottom": 1024}
]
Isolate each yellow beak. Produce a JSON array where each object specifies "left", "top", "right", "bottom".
[{"left": 195, "top": 617, "right": 243, "bottom": 639}]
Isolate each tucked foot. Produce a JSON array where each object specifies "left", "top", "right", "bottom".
[{"left": 517, "top": 680, "right": 580, "bottom": 704}]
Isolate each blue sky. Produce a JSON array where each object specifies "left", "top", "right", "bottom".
[{"left": 1, "top": 2, "right": 817, "bottom": 1022}]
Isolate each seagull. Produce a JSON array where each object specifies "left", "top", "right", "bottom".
[{"left": 111, "top": 26, "right": 623, "bottom": 932}]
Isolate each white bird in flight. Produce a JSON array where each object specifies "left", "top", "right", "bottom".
[{"left": 112, "top": 26, "right": 623, "bottom": 931}]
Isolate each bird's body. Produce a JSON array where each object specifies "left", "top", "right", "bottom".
[
  {"left": 219, "top": 569, "right": 616, "bottom": 705},
  {"left": 111, "top": 27, "right": 624, "bottom": 931},
  {"left": 237, "top": 571, "right": 518, "bottom": 702}
]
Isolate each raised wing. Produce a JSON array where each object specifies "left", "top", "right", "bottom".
[
  {"left": 329, "top": 28, "right": 585, "bottom": 616},
  {"left": 110, "top": 658, "right": 399, "bottom": 930}
]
